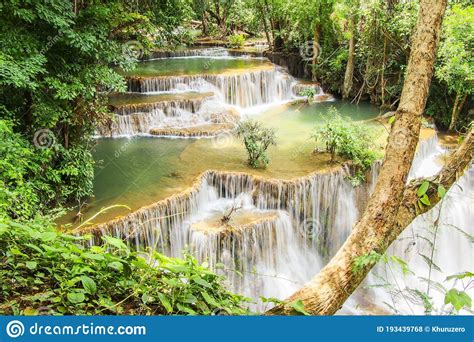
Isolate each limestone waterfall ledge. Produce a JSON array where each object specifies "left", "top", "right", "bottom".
[
  {"left": 126, "top": 68, "right": 296, "bottom": 108},
  {"left": 81, "top": 164, "right": 377, "bottom": 259}
]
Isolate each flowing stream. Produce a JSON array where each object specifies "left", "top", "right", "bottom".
[{"left": 80, "top": 47, "right": 472, "bottom": 313}]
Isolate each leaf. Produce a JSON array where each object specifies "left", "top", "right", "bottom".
[
  {"left": 446, "top": 272, "right": 474, "bottom": 281},
  {"left": 444, "top": 289, "right": 472, "bottom": 311},
  {"left": 102, "top": 236, "right": 128, "bottom": 250},
  {"left": 25, "top": 261, "right": 37, "bottom": 270},
  {"left": 67, "top": 292, "right": 85, "bottom": 304},
  {"left": 82, "top": 252, "right": 105, "bottom": 261},
  {"left": 201, "top": 291, "right": 220, "bottom": 307},
  {"left": 39, "top": 231, "right": 57, "bottom": 241},
  {"left": 157, "top": 293, "right": 173, "bottom": 313},
  {"left": 289, "top": 299, "right": 310, "bottom": 316},
  {"left": 25, "top": 243, "right": 43, "bottom": 254},
  {"left": 141, "top": 293, "right": 152, "bottom": 304},
  {"left": 260, "top": 296, "right": 284, "bottom": 304},
  {"left": 0, "top": 223, "right": 7, "bottom": 236},
  {"left": 420, "top": 194, "right": 431, "bottom": 206},
  {"left": 192, "top": 277, "right": 212, "bottom": 288},
  {"left": 419, "top": 253, "right": 442, "bottom": 272},
  {"left": 81, "top": 276, "right": 97, "bottom": 294},
  {"left": 108, "top": 261, "right": 124, "bottom": 271},
  {"left": 417, "top": 181, "right": 430, "bottom": 197},
  {"left": 437, "top": 185, "right": 446, "bottom": 199},
  {"left": 177, "top": 303, "right": 197, "bottom": 315},
  {"left": 389, "top": 256, "right": 412, "bottom": 275}
]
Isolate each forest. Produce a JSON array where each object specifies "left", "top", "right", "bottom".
[{"left": 0, "top": 0, "right": 473, "bottom": 316}]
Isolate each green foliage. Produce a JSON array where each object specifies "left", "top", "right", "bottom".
[
  {"left": 444, "top": 289, "right": 472, "bottom": 312},
  {"left": 289, "top": 299, "right": 310, "bottom": 316},
  {"left": 436, "top": 5, "right": 474, "bottom": 97},
  {"left": 415, "top": 181, "right": 448, "bottom": 211},
  {"left": 235, "top": 120, "right": 277, "bottom": 168},
  {"left": 312, "top": 107, "right": 378, "bottom": 169},
  {"left": 346, "top": 170, "right": 366, "bottom": 187},
  {"left": 298, "top": 87, "right": 317, "bottom": 98},
  {"left": 227, "top": 34, "right": 246, "bottom": 48},
  {"left": 0, "top": 1, "right": 157, "bottom": 217},
  {"left": 353, "top": 251, "right": 384, "bottom": 274},
  {"left": 0, "top": 216, "right": 248, "bottom": 315},
  {"left": 0, "top": 120, "right": 95, "bottom": 219}
]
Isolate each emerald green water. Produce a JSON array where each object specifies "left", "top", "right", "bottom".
[
  {"left": 121, "top": 57, "right": 271, "bottom": 77},
  {"left": 60, "top": 101, "right": 383, "bottom": 226}
]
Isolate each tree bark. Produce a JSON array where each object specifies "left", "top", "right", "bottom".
[
  {"left": 256, "top": 0, "right": 271, "bottom": 47},
  {"left": 311, "top": 25, "right": 321, "bottom": 82},
  {"left": 342, "top": 17, "right": 356, "bottom": 99},
  {"left": 448, "top": 92, "right": 467, "bottom": 132},
  {"left": 267, "top": 0, "right": 448, "bottom": 316}
]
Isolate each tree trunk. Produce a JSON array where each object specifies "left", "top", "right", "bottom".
[
  {"left": 311, "top": 26, "right": 321, "bottom": 82},
  {"left": 256, "top": 0, "right": 271, "bottom": 47},
  {"left": 202, "top": 12, "right": 209, "bottom": 36},
  {"left": 342, "top": 17, "right": 356, "bottom": 99},
  {"left": 267, "top": 0, "right": 448, "bottom": 316},
  {"left": 448, "top": 92, "right": 467, "bottom": 132}
]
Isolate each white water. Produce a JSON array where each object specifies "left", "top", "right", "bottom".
[
  {"left": 98, "top": 95, "right": 236, "bottom": 137},
  {"left": 128, "top": 68, "right": 297, "bottom": 108},
  {"left": 98, "top": 48, "right": 330, "bottom": 137},
  {"left": 95, "top": 48, "right": 472, "bottom": 314},
  {"left": 92, "top": 167, "right": 362, "bottom": 310},
  {"left": 341, "top": 135, "right": 473, "bottom": 315}
]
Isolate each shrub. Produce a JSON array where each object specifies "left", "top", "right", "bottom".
[
  {"left": 0, "top": 216, "right": 248, "bottom": 315},
  {"left": 312, "top": 107, "right": 378, "bottom": 169},
  {"left": 298, "top": 87, "right": 317, "bottom": 98},
  {"left": 235, "top": 120, "right": 276, "bottom": 168},
  {"left": 0, "top": 120, "right": 94, "bottom": 220},
  {"left": 227, "top": 34, "right": 245, "bottom": 48}
]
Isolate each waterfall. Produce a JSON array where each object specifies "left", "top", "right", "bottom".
[
  {"left": 113, "top": 98, "right": 207, "bottom": 116},
  {"left": 127, "top": 68, "right": 296, "bottom": 108},
  {"left": 341, "top": 134, "right": 473, "bottom": 315},
  {"left": 85, "top": 128, "right": 472, "bottom": 313},
  {"left": 98, "top": 95, "right": 239, "bottom": 137},
  {"left": 408, "top": 134, "right": 446, "bottom": 180},
  {"left": 85, "top": 166, "right": 366, "bottom": 308},
  {"left": 145, "top": 47, "right": 230, "bottom": 59}
]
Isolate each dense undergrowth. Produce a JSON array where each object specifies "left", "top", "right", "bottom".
[{"left": 0, "top": 216, "right": 249, "bottom": 315}]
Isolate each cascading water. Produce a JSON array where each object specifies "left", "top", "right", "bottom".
[
  {"left": 87, "top": 166, "right": 364, "bottom": 309},
  {"left": 86, "top": 132, "right": 472, "bottom": 313},
  {"left": 127, "top": 68, "right": 296, "bottom": 108},
  {"left": 90, "top": 46, "right": 472, "bottom": 314},
  {"left": 98, "top": 94, "right": 238, "bottom": 137},
  {"left": 97, "top": 47, "right": 330, "bottom": 137},
  {"left": 146, "top": 47, "right": 230, "bottom": 59},
  {"left": 341, "top": 134, "right": 473, "bottom": 315}
]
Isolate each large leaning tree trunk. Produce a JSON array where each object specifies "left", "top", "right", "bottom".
[{"left": 267, "top": 0, "right": 449, "bottom": 315}]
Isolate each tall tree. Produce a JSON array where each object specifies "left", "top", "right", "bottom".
[
  {"left": 267, "top": 0, "right": 451, "bottom": 315},
  {"left": 341, "top": 1, "right": 358, "bottom": 99},
  {"left": 436, "top": 4, "right": 474, "bottom": 131}
]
